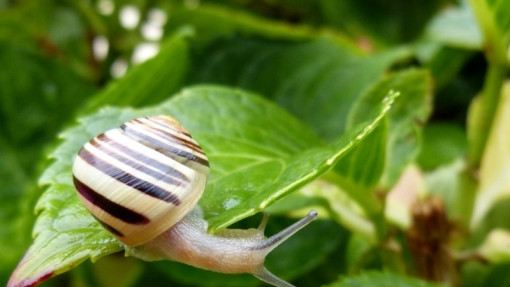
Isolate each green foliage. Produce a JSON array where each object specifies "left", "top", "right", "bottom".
[
  {"left": 424, "top": 1, "right": 482, "bottom": 49},
  {"left": 8, "top": 85, "right": 395, "bottom": 287},
  {"left": 188, "top": 37, "right": 411, "bottom": 139},
  {"left": 82, "top": 36, "right": 189, "bottom": 113},
  {"left": 326, "top": 271, "right": 446, "bottom": 287},
  {"left": 2, "top": 0, "right": 510, "bottom": 287},
  {"left": 418, "top": 123, "right": 467, "bottom": 170},
  {"left": 346, "top": 69, "right": 432, "bottom": 188}
]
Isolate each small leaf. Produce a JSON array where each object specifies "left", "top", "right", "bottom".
[
  {"left": 425, "top": 2, "right": 482, "bottom": 49},
  {"left": 478, "top": 229, "right": 510, "bottom": 263},
  {"left": 9, "top": 86, "right": 396, "bottom": 286},
  {"left": 346, "top": 69, "right": 432, "bottom": 188},
  {"left": 326, "top": 271, "right": 446, "bottom": 287},
  {"left": 334, "top": 121, "right": 387, "bottom": 190}
]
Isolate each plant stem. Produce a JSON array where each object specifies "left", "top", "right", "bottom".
[
  {"left": 468, "top": 63, "right": 506, "bottom": 168},
  {"left": 466, "top": 0, "right": 509, "bottom": 168}
]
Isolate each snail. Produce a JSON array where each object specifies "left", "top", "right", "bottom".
[{"left": 72, "top": 115, "right": 317, "bottom": 287}]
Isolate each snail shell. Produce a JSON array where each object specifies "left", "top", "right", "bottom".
[{"left": 72, "top": 115, "right": 209, "bottom": 246}]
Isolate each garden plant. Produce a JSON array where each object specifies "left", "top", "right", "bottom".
[{"left": 1, "top": 0, "right": 510, "bottom": 286}]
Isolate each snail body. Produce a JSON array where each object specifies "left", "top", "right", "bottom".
[{"left": 72, "top": 115, "right": 317, "bottom": 287}]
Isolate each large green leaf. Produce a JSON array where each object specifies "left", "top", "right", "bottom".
[
  {"left": 163, "top": 3, "right": 353, "bottom": 45},
  {"left": 189, "top": 37, "right": 411, "bottom": 140},
  {"left": 8, "top": 86, "right": 396, "bottom": 287}
]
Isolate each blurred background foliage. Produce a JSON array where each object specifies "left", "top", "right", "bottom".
[{"left": 1, "top": 0, "right": 509, "bottom": 286}]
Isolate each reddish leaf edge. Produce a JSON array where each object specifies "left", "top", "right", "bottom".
[{"left": 8, "top": 252, "right": 55, "bottom": 287}]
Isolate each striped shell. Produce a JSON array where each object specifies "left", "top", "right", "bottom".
[{"left": 72, "top": 115, "right": 209, "bottom": 246}]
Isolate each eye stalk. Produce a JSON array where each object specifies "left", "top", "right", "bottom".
[{"left": 72, "top": 115, "right": 317, "bottom": 287}]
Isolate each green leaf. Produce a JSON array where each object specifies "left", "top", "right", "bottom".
[
  {"left": 166, "top": 87, "right": 397, "bottom": 230},
  {"left": 275, "top": 70, "right": 432, "bottom": 238},
  {"left": 477, "top": 229, "right": 510, "bottom": 263},
  {"left": 334, "top": 118, "right": 387, "bottom": 190},
  {"left": 9, "top": 86, "right": 396, "bottom": 286},
  {"left": 316, "top": 0, "right": 449, "bottom": 45},
  {"left": 422, "top": 46, "right": 475, "bottom": 89},
  {"left": 347, "top": 69, "right": 432, "bottom": 188},
  {"left": 417, "top": 123, "right": 467, "bottom": 170},
  {"left": 326, "top": 271, "right": 446, "bottom": 287},
  {"left": 278, "top": 179, "right": 377, "bottom": 242},
  {"left": 164, "top": 3, "right": 352, "bottom": 45},
  {"left": 424, "top": 2, "right": 482, "bottom": 49},
  {"left": 189, "top": 37, "right": 411, "bottom": 140}
]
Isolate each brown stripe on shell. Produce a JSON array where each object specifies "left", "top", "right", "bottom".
[
  {"left": 120, "top": 123, "right": 209, "bottom": 167},
  {"left": 142, "top": 117, "right": 205, "bottom": 155},
  {"left": 93, "top": 215, "right": 125, "bottom": 237},
  {"left": 73, "top": 175, "right": 150, "bottom": 224},
  {"left": 92, "top": 134, "right": 188, "bottom": 186},
  {"left": 77, "top": 147, "right": 182, "bottom": 205}
]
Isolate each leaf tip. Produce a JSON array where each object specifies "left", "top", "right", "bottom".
[
  {"left": 8, "top": 252, "right": 56, "bottom": 287},
  {"left": 382, "top": 89, "right": 401, "bottom": 112}
]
